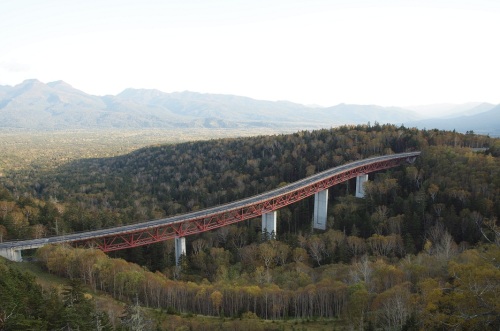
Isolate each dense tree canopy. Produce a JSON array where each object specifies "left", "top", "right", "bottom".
[
  {"left": 1, "top": 125, "right": 498, "bottom": 243},
  {"left": 1, "top": 124, "right": 499, "bottom": 329}
]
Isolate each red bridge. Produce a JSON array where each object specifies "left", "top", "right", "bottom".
[{"left": 0, "top": 152, "right": 420, "bottom": 262}]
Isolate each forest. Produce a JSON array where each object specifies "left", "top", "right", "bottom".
[{"left": 1, "top": 124, "right": 499, "bottom": 330}]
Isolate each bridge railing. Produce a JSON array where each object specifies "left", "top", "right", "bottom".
[{"left": 0, "top": 151, "right": 420, "bottom": 251}]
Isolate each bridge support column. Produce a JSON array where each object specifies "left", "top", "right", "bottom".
[
  {"left": 0, "top": 248, "right": 22, "bottom": 262},
  {"left": 175, "top": 237, "right": 186, "bottom": 266},
  {"left": 313, "top": 190, "right": 328, "bottom": 230},
  {"left": 355, "top": 174, "right": 369, "bottom": 198},
  {"left": 262, "top": 211, "right": 277, "bottom": 239}
]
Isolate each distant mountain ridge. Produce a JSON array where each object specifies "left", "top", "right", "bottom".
[
  {"left": 0, "top": 79, "right": 497, "bottom": 134},
  {"left": 405, "top": 104, "right": 500, "bottom": 136},
  {"left": 405, "top": 102, "right": 496, "bottom": 118}
]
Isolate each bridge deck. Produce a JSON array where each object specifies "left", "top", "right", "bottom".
[{"left": 0, "top": 152, "right": 420, "bottom": 252}]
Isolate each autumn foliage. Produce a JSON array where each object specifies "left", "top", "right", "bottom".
[{"left": 1, "top": 124, "right": 500, "bottom": 329}]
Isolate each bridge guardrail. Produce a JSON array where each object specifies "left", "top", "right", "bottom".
[{"left": 0, "top": 151, "right": 420, "bottom": 250}]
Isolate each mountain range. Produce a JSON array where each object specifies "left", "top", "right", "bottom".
[
  {"left": 405, "top": 103, "right": 499, "bottom": 135},
  {"left": 0, "top": 79, "right": 498, "bottom": 135}
]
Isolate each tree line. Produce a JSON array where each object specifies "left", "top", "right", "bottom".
[{"left": 35, "top": 239, "right": 499, "bottom": 330}]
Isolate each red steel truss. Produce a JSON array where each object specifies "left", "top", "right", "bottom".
[{"left": 73, "top": 154, "right": 417, "bottom": 252}]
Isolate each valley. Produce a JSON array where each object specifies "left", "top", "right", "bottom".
[
  {"left": 3, "top": 0, "right": 500, "bottom": 329},
  {"left": 1, "top": 125, "right": 499, "bottom": 330}
]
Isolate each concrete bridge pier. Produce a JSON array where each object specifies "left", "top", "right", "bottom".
[
  {"left": 175, "top": 237, "right": 186, "bottom": 266},
  {"left": 0, "top": 248, "right": 23, "bottom": 262},
  {"left": 262, "top": 211, "right": 277, "bottom": 239},
  {"left": 313, "top": 190, "right": 328, "bottom": 230},
  {"left": 355, "top": 174, "right": 369, "bottom": 198}
]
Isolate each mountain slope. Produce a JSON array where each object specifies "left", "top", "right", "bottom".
[
  {"left": 320, "top": 103, "right": 417, "bottom": 125},
  {"left": 0, "top": 79, "right": 465, "bottom": 130},
  {"left": 448, "top": 102, "right": 496, "bottom": 118},
  {"left": 406, "top": 104, "right": 500, "bottom": 136},
  {"left": 405, "top": 102, "right": 495, "bottom": 118},
  {"left": 0, "top": 79, "right": 106, "bottom": 129}
]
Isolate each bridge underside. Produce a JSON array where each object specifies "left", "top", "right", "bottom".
[{"left": 73, "top": 156, "right": 410, "bottom": 252}]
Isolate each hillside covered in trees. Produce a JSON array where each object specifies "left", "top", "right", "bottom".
[
  {"left": 0, "top": 257, "right": 116, "bottom": 330},
  {"left": 1, "top": 124, "right": 499, "bottom": 330}
]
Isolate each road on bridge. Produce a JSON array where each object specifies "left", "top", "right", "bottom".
[{"left": 0, "top": 152, "right": 420, "bottom": 256}]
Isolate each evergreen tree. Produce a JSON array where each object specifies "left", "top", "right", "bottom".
[{"left": 60, "top": 279, "right": 97, "bottom": 331}]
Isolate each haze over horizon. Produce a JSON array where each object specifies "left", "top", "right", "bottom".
[{"left": 1, "top": 0, "right": 500, "bottom": 108}]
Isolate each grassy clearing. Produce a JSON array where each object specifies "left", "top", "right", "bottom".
[{"left": 9, "top": 260, "right": 68, "bottom": 291}]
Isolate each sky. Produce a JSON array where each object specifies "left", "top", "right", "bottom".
[{"left": 1, "top": 0, "right": 499, "bottom": 108}]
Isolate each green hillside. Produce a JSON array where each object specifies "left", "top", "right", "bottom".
[{"left": 1, "top": 125, "right": 500, "bottom": 330}]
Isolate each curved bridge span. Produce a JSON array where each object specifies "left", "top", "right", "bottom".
[{"left": 0, "top": 152, "right": 420, "bottom": 261}]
